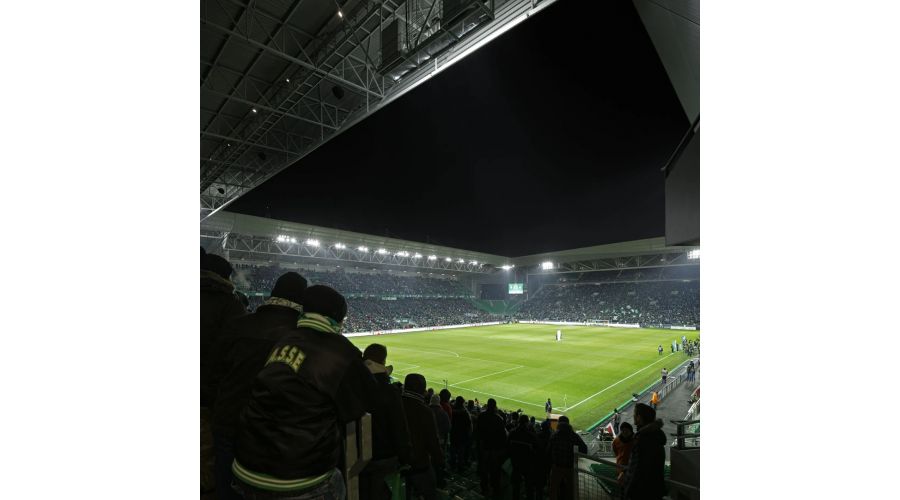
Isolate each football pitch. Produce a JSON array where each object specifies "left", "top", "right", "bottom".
[{"left": 349, "top": 323, "right": 698, "bottom": 429}]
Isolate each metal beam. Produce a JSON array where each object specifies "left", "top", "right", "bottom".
[{"left": 201, "top": 17, "right": 383, "bottom": 100}]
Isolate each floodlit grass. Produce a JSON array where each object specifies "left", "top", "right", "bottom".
[{"left": 349, "top": 323, "right": 698, "bottom": 429}]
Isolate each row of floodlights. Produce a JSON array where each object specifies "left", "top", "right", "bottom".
[{"left": 274, "top": 235, "right": 505, "bottom": 267}]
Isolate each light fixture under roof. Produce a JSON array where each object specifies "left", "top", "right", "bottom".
[
  {"left": 357, "top": 246, "right": 368, "bottom": 252},
  {"left": 445, "top": 257, "right": 452, "bottom": 262},
  {"left": 427, "top": 255, "right": 437, "bottom": 261},
  {"left": 251, "top": 108, "right": 258, "bottom": 113}
]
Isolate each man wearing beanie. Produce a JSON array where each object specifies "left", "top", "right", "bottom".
[
  {"left": 201, "top": 253, "right": 246, "bottom": 407},
  {"left": 359, "top": 343, "right": 412, "bottom": 500},
  {"left": 232, "top": 285, "right": 376, "bottom": 500},
  {"left": 401, "top": 373, "right": 445, "bottom": 500},
  {"left": 200, "top": 252, "right": 245, "bottom": 495},
  {"left": 209, "top": 271, "right": 308, "bottom": 500}
]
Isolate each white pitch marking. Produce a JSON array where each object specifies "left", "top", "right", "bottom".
[
  {"left": 446, "top": 384, "right": 544, "bottom": 409},
  {"left": 565, "top": 353, "right": 677, "bottom": 411},
  {"left": 454, "top": 365, "right": 525, "bottom": 385}
]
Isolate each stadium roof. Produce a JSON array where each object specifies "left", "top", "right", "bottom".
[
  {"left": 202, "top": 211, "right": 698, "bottom": 273},
  {"left": 201, "top": 0, "right": 565, "bottom": 222}
]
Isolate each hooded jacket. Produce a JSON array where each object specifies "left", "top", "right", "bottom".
[
  {"left": 232, "top": 317, "right": 376, "bottom": 488},
  {"left": 622, "top": 419, "right": 667, "bottom": 500},
  {"left": 200, "top": 270, "right": 246, "bottom": 408}
]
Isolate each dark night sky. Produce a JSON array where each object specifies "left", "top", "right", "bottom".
[{"left": 231, "top": 0, "right": 688, "bottom": 256}]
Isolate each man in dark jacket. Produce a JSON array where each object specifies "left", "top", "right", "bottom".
[
  {"left": 508, "top": 414, "right": 538, "bottom": 500},
  {"left": 201, "top": 254, "right": 247, "bottom": 407},
  {"left": 210, "top": 272, "right": 307, "bottom": 500},
  {"left": 449, "top": 396, "right": 472, "bottom": 473},
  {"left": 232, "top": 285, "right": 376, "bottom": 500},
  {"left": 360, "top": 343, "right": 412, "bottom": 500},
  {"left": 401, "top": 373, "right": 444, "bottom": 500},
  {"left": 200, "top": 252, "right": 245, "bottom": 495},
  {"left": 622, "top": 404, "right": 667, "bottom": 500},
  {"left": 429, "top": 394, "right": 451, "bottom": 489},
  {"left": 477, "top": 398, "right": 508, "bottom": 500},
  {"left": 548, "top": 416, "right": 587, "bottom": 500},
  {"left": 533, "top": 420, "right": 553, "bottom": 500},
  {"left": 439, "top": 389, "right": 453, "bottom": 421}
]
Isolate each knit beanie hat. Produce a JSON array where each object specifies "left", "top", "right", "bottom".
[
  {"left": 302, "top": 285, "right": 347, "bottom": 323},
  {"left": 202, "top": 253, "right": 233, "bottom": 280},
  {"left": 270, "top": 272, "right": 308, "bottom": 305}
]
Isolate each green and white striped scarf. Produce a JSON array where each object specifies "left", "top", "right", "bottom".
[
  {"left": 265, "top": 296, "right": 302, "bottom": 312},
  {"left": 297, "top": 312, "right": 342, "bottom": 334}
]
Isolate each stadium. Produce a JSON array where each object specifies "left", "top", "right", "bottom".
[{"left": 201, "top": 1, "right": 699, "bottom": 500}]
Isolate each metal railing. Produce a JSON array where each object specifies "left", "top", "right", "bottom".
[{"left": 573, "top": 451, "right": 700, "bottom": 500}]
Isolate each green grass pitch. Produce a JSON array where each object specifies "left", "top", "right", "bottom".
[{"left": 349, "top": 323, "right": 698, "bottom": 429}]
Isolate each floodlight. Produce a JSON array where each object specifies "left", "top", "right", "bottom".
[
  {"left": 413, "top": 253, "right": 422, "bottom": 259},
  {"left": 285, "top": 78, "right": 290, "bottom": 83},
  {"left": 501, "top": 265, "right": 514, "bottom": 270},
  {"left": 357, "top": 246, "right": 369, "bottom": 252},
  {"left": 334, "top": 243, "right": 346, "bottom": 249},
  {"left": 470, "top": 260, "right": 478, "bottom": 265},
  {"left": 377, "top": 248, "right": 388, "bottom": 255},
  {"left": 457, "top": 258, "right": 465, "bottom": 263},
  {"left": 338, "top": 9, "right": 343, "bottom": 18},
  {"left": 541, "top": 261, "right": 554, "bottom": 270},
  {"left": 687, "top": 249, "right": 700, "bottom": 260},
  {"left": 445, "top": 257, "right": 452, "bottom": 262},
  {"left": 251, "top": 108, "right": 258, "bottom": 113},
  {"left": 396, "top": 251, "right": 409, "bottom": 257},
  {"left": 306, "top": 239, "right": 320, "bottom": 247},
  {"left": 428, "top": 255, "right": 437, "bottom": 261}
]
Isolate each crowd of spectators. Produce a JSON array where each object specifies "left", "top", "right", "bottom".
[
  {"left": 517, "top": 281, "right": 700, "bottom": 326},
  {"left": 234, "top": 264, "right": 467, "bottom": 297},
  {"left": 202, "top": 251, "right": 671, "bottom": 500},
  {"left": 343, "top": 298, "right": 496, "bottom": 333},
  {"left": 233, "top": 264, "right": 490, "bottom": 332}
]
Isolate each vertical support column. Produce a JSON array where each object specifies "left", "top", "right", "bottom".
[
  {"left": 571, "top": 446, "right": 580, "bottom": 500},
  {"left": 344, "top": 413, "right": 373, "bottom": 500}
]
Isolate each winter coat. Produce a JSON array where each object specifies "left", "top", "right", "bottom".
[
  {"left": 233, "top": 324, "right": 376, "bottom": 481},
  {"left": 401, "top": 392, "right": 445, "bottom": 471},
  {"left": 200, "top": 270, "right": 246, "bottom": 408},
  {"left": 211, "top": 304, "right": 301, "bottom": 438},
  {"left": 622, "top": 419, "right": 667, "bottom": 500}
]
